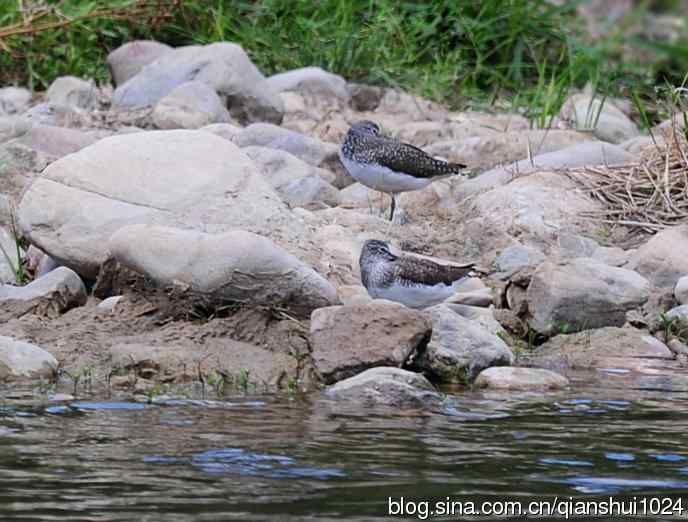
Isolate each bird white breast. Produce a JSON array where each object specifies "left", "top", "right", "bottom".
[
  {"left": 339, "top": 152, "right": 432, "bottom": 193},
  {"left": 369, "top": 280, "right": 457, "bottom": 309}
]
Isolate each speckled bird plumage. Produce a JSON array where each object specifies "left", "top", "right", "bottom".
[
  {"left": 340, "top": 120, "right": 467, "bottom": 221},
  {"left": 359, "top": 239, "right": 476, "bottom": 309},
  {"left": 341, "top": 120, "right": 466, "bottom": 178}
]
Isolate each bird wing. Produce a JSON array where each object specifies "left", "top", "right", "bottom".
[
  {"left": 369, "top": 140, "right": 466, "bottom": 179},
  {"left": 394, "top": 254, "right": 475, "bottom": 286}
]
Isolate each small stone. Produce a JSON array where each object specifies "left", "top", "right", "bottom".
[
  {"left": 493, "top": 244, "right": 545, "bottom": 279},
  {"left": 0, "top": 336, "right": 58, "bottom": 381},
  {"left": 152, "top": 81, "right": 230, "bottom": 129},
  {"left": 46, "top": 76, "right": 97, "bottom": 110},
  {"left": 97, "top": 295, "right": 124, "bottom": 311},
  {"left": 348, "top": 83, "right": 384, "bottom": 112},
  {"left": 557, "top": 233, "right": 599, "bottom": 259},
  {"left": 49, "top": 393, "right": 75, "bottom": 401},
  {"left": 667, "top": 338, "right": 688, "bottom": 358},
  {"left": 666, "top": 305, "right": 688, "bottom": 322},
  {"left": 560, "top": 93, "right": 639, "bottom": 144},
  {"left": 0, "top": 87, "right": 31, "bottom": 115},
  {"left": 199, "top": 122, "right": 242, "bottom": 142},
  {"left": 474, "top": 367, "right": 569, "bottom": 391},
  {"left": 278, "top": 175, "right": 340, "bottom": 209},
  {"left": 675, "top": 276, "right": 688, "bottom": 305},
  {"left": 592, "top": 246, "right": 629, "bottom": 267},
  {"left": 324, "top": 367, "right": 441, "bottom": 408},
  {"left": 0, "top": 226, "right": 21, "bottom": 284},
  {"left": 0, "top": 266, "right": 87, "bottom": 320}
]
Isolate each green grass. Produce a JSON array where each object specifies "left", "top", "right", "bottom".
[{"left": 1, "top": 0, "right": 687, "bottom": 122}]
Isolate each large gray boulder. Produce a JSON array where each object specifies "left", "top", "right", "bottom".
[
  {"left": 152, "top": 80, "right": 231, "bottom": 129},
  {"left": 526, "top": 258, "right": 650, "bottom": 335},
  {"left": 628, "top": 225, "right": 688, "bottom": 289},
  {"left": 112, "top": 42, "right": 284, "bottom": 124},
  {"left": 310, "top": 301, "right": 432, "bottom": 384},
  {"left": 0, "top": 336, "right": 57, "bottom": 381},
  {"left": 107, "top": 40, "right": 174, "bottom": 86},
  {"left": 415, "top": 304, "right": 514, "bottom": 382},
  {"left": 0, "top": 266, "right": 86, "bottom": 321},
  {"left": 324, "top": 367, "right": 441, "bottom": 408},
  {"left": 17, "top": 130, "right": 314, "bottom": 278},
  {"left": 109, "top": 225, "right": 338, "bottom": 317},
  {"left": 0, "top": 87, "right": 31, "bottom": 115}
]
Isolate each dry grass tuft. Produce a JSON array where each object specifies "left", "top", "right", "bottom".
[{"left": 566, "top": 118, "right": 688, "bottom": 237}]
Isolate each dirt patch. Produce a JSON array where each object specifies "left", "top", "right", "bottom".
[{"left": 0, "top": 285, "right": 311, "bottom": 393}]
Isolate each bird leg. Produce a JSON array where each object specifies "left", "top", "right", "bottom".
[{"left": 389, "top": 194, "right": 396, "bottom": 222}]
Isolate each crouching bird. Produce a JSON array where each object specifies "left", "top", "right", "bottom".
[{"left": 359, "top": 239, "right": 477, "bottom": 309}]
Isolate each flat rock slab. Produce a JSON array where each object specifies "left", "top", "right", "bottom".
[
  {"left": 526, "top": 258, "right": 649, "bottom": 335},
  {"left": 469, "top": 171, "right": 601, "bottom": 243},
  {"left": 474, "top": 367, "right": 569, "bottom": 391},
  {"left": 0, "top": 336, "right": 57, "bottom": 381},
  {"left": 17, "top": 130, "right": 313, "bottom": 278},
  {"left": 415, "top": 304, "right": 514, "bottom": 383},
  {"left": 324, "top": 367, "right": 441, "bottom": 408},
  {"left": 110, "top": 225, "right": 339, "bottom": 317},
  {"left": 0, "top": 266, "right": 86, "bottom": 321},
  {"left": 455, "top": 141, "right": 635, "bottom": 202},
  {"left": 528, "top": 327, "right": 674, "bottom": 372},
  {"left": 310, "top": 301, "right": 432, "bottom": 384}
]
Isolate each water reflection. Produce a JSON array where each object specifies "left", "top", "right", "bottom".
[{"left": 0, "top": 384, "right": 688, "bottom": 521}]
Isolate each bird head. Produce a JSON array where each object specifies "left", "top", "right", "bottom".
[
  {"left": 361, "top": 239, "right": 396, "bottom": 262},
  {"left": 350, "top": 120, "right": 381, "bottom": 136}
]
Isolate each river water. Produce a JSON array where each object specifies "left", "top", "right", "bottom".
[{"left": 2, "top": 374, "right": 688, "bottom": 521}]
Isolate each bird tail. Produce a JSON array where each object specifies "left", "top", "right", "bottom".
[{"left": 430, "top": 159, "right": 473, "bottom": 179}]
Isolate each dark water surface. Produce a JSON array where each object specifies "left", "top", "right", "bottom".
[{"left": 2, "top": 376, "right": 688, "bottom": 521}]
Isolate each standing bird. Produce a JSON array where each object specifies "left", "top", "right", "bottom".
[
  {"left": 359, "top": 239, "right": 476, "bottom": 309},
  {"left": 339, "top": 120, "right": 467, "bottom": 221}
]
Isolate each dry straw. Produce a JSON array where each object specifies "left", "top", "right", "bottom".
[{"left": 566, "top": 117, "right": 688, "bottom": 236}]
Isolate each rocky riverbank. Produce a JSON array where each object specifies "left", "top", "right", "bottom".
[{"left": 1, "top": 40, "right": 688, "bottom": 405}]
